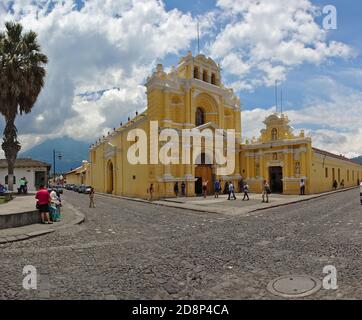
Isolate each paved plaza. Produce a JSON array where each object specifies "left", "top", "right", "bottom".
[{"left": 0, "top": 188, "right": 362, "bottom": 299}]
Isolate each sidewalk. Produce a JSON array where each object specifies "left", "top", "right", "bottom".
[
  {"left": 0, "top": 194, "right": 36, "bottom": 215},
  {"left": 97, "top": 186, "right": 358, "bottom": 216},
  {"left": 0, "top": 199, "right": 85, "bottom": 244}
]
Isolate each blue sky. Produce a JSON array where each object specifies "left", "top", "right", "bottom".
[
  {"left": 165, "top": 0, "right": 362, "bottom": 111},
  {"left": 0, "top": 0, "right": 361, "bottom": 157}
]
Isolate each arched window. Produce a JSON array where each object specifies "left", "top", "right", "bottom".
[
  {"left": 203, "top": 70, "right": 208, "bottom": 82},
  {"left": 196, "top": 107, "right": 205, "bottom": 126},
  {"left": 211, "top": 73, "right": 216, "bottom": 85},
  {"left": 271, "top": 128, "right": 278, "bottom": 141},
  {"left": 193, "top": 67, "right": 199, "bottom": 79}
]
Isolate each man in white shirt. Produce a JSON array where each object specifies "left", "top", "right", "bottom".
[
  {"left": 300, "top": 179, "right": 305, "bottom": 195},
  {"left": 228, "top": 182, "right": 236, "bottom": 200}
]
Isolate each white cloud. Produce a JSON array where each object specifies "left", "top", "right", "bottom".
[
  {"left": 0, "top": 0, "right": 360, "bottom": 160},
  {"left": 0, "top": 0, "right": 197, "bottom": 148},
  {"left": 242, "top": 73, "right": 362, "bottom": 158},
  {"left": 210, "top": 0, "right": 353, "bottom": 89}
]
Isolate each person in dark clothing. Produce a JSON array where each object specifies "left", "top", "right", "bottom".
[
  {"left": 181, "top": 182, "right": 186, "bottom": 196},
  {"left": 340, "top": 179, "right": 345, "bottom": 188},
  {"left": 333, "top": 180, "right": 338, "bottom": 190},
  {"left": 214, "top": 180, "right": 221, "bottom": 198},
  {"left": 174, "top": 182, "right": 179, "bottom": 197},
  {"left": 242, "top": 183, "right": 250, "bottom": 201},
  {"left": 300, "top": 179, "right": 305, "bottom": 195},
  {"left": 223, "top": 181, "right": 229, "bottom": 195}
]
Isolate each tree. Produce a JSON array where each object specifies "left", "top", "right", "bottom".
[{"left": 0, "top": 22, "right": 48, "bottom": 191}]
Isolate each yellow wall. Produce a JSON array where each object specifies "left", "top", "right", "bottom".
[
  {"left": 84, "top": 53, "right": 362, "bottom": 199},
  {"left": 64, "top": 161, "right": 91, "bottom": 186},
  {"left": 242, "top": 113, "right": 362, "bottom": 195},
  {"left": 310, "top": 150, "right": 362, "bottom": 194},
  {"left": 88, "top": 52, "right": 242, "bottom": 199}
]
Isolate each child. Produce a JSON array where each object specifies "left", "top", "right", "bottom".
[{"left": 89, "top": 187, "right": 96, "bottom": 208}]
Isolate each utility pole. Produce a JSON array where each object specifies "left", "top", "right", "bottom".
[{"left": 53, "top": 149, "right": 62, "bottom": 184}]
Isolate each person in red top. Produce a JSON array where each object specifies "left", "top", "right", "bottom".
[{"left": 35, "top": 185, "right": 52, "bottom": 224}]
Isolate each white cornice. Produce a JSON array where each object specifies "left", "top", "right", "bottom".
[{"left": 242, "top": 138, "right": 311, "bottom": 150}]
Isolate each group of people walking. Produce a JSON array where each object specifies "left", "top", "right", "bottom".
[
  {"left": 212, "top": 179, "right": 271, "bottom": 203},
  {"left": 146, "top": 179, "right": 274, "bottom": 203},
  {"left": 35, "top": 185, "right": 62, "bottom": 224}
]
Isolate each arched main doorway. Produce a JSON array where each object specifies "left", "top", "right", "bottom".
[
  {"left": 194, "top": 153, "right": 214, "bottom": 195},
  {"left": 106, "top": 160, "right": 114, "bottom": 194},
  {"left": 269, "top": 166, "right": 283, "bottom": 193}
]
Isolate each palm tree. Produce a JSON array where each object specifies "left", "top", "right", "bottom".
[{"left": 0, "top": 22, "right": 48, "bottom": 191}]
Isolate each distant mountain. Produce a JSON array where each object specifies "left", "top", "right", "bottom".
[
  {"left": 352, "top": 156, "right": 362, "bottom": 164},
  {"left": 20, "top": 137, "right": 89, "bottom": 174}
]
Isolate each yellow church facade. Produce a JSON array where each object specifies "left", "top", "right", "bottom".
[
  {"left": 71, "top": 52, "right": 362, "bottom": 199},
  {"left": 241, "top": 113, "right": 362, "bottom": 195},
  {"left": 87, "top": 52, "right": 242, "bottom": 199}
]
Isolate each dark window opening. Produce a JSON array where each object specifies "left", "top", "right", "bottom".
[
  {"left": 196, "top": 107, "right": 205, "bottom": 126},
  {"left": 194, "top": 67, "right": 199, "bottom": 79},
  {"left": 203, "top": 70, "right": 208, "bottom": 82}
]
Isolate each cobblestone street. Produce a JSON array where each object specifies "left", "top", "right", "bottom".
[{"left": 1, "top": 189, "right": 362, "bottom": 299}]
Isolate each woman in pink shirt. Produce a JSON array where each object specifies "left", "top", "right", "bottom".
[{"left": 35, "top": 185, "right": 52, "bottom": 224}]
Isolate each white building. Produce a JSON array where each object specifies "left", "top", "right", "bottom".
[{"left": 0, "top": 158, "right": 51, "bottom": 192}]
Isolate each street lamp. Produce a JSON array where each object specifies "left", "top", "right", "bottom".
[{"left": 53, "top": 149, "right": 62, "bottom": 183}]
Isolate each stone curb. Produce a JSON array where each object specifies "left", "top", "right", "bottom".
[
  {"left": 96, "top": 186, "right": 358, "bottom": 215},
  {"left": 95, "top": 192, "right": 220, "bottom": 214},
  {"left": 249, "top": 186, "right": 358, "bottom": 213},
  {"left": 0, "top": 200, "right": 86, "bottom": 244}
]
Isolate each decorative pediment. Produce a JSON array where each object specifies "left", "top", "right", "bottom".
[{"left": 195, "top": 121, "right": 222, "bottom": 132}]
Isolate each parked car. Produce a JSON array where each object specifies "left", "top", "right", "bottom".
[
  {"left": 73, "top": 185, "right": 80, "bottom": 192},
  {"left": 56, "top": 186, "right": 63, "bottom": 194},
  {"left": 80, "top": 185, "right": 92, "bottom": 194},
  {"left": 78, "top": 184, "right": 86, "bottom": 193},
  {"left": 68, "top": 184, "right": 75, "bottom": 190},
  {"left": 47, "top": 186, "right": 63, "bottom": 195}
]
